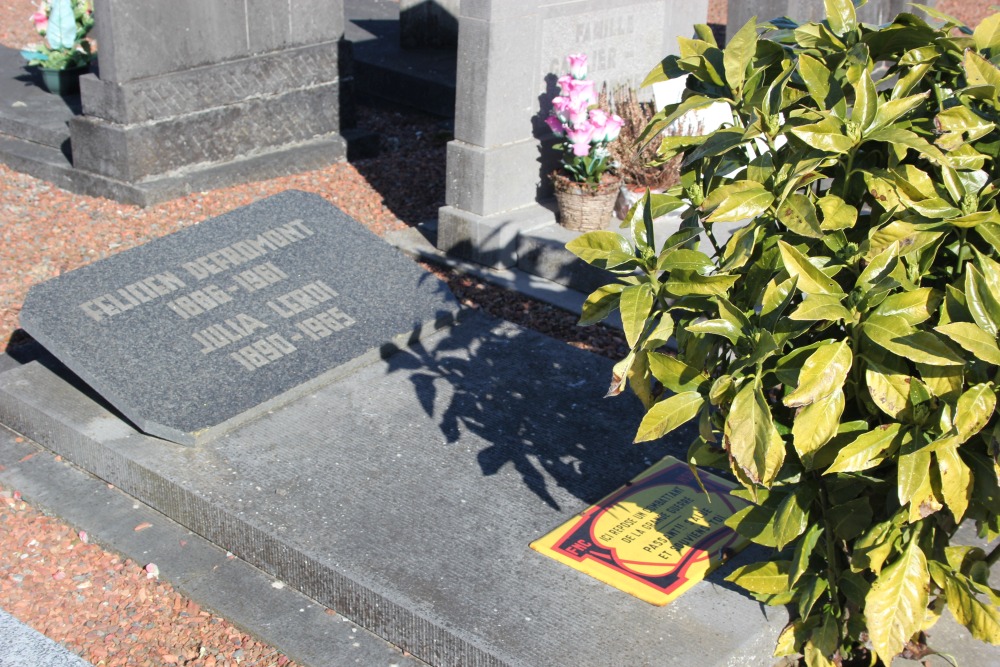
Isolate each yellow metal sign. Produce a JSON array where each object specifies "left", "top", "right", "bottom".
[{"left": 531, "top": 456, "right": 749, "bottom": 605}]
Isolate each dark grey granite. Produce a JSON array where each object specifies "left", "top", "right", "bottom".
[
  {"left": 19, "top": 191, "right": 460, "bottom": 446},
  {"left": 0, "top": 313, "right": 786, "bottom": 667}
]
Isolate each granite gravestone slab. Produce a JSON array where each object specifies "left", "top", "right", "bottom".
[{"left": 19, "top": 190, "right": 460, "bottom": 446}]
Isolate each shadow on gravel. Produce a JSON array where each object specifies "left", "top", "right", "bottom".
[{"left": 348, "top": 102, "right": 452, "bottom": 227}]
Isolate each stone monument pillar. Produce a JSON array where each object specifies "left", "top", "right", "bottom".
[
  {"left": 728, "top": 0, "right": 937, "bottom": 37},
  {"left": 437, "top": 0, "right": 709, "bottom": 268},
  {"left": 69, "top": 0, "right": 350, "bottom": 204}
]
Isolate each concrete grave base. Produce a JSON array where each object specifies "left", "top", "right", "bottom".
[{"left": 0, "top": 312, "right": 785, "bottom": 667}]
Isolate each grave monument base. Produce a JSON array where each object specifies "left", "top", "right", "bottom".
[{"left": 0, "top": 312, "right": 786, "bottom": 667}]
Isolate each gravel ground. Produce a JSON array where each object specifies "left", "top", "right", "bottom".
[{"left": 0, "top": 1, "right": 996, "bottom": 666}]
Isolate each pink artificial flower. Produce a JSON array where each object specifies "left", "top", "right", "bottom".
[
  {"left": 545, "top": 115, "right": 565, "bottom": 136},
  {"left": 551, "top": 95, "right": 571, "bottom": 117},
  {"left": 557, "top": 74, "right": 575, "bottom": 97},
  {"left": 567, "top": 53, "right": 587, "bottom": 80},
  {"left": 30, "top": 10, "right": 47, "bottom": 35},
  {"left": 603, "top": 113, "right": 624, "bottom": 142},
  {"left": 589, "top": 108, "right": 609, "bottom": 135},
  {"left": 566, "top": 122, "right": 595, "bottom": 156},
  {"left": 566, "top": 99, "right": 590, "bottom": 128},
  {"left": 569, "top": 79, "right": 598, "bottom": 107}
]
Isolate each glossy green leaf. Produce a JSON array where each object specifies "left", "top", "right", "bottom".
[
  {"left": 974, "top": 12, "right": 1000, "bottom": 50},
  {"left": 791, "top": 522, "right": 824, "bottom": 586},
  {"left": 725, "top": 382, "right": 786, "bottom": 486},
  {"left": 648, "top": 352, "right": 709, "bottom": 393},
  {"left": 726, "top": 560, "right": 793, "bottom": 595},
  {"left": 778, "top": 193, "right": 823, "bottom": 238},
  {"left": 937, "top": 442, "right": 973, "bottom": 521},
  {"left": 635, "top": 391, "right": 705, "bottom": 443},
  {"left": 955, "top": 383, "right": 997, "bottom": 444},
  {"left": 965, "top": 266, "right": 1000, "bottom": 337},
  {"left": 941, "top": 569, "right": 1000, "bottom": 644},
  {"left": 866, "top": 537, "right": 929, "bottom": 662},
  {"left": 825, "top": 0, "right": 857, "bottom": 35},
  {"left": 793, "top": 389, "right": 845, "bottom": 466},
  {"left": 658, "top": 248, "right": 714, "bottom": 274},
  {"left": 864, "top": 314, "right": 964, "bottom": 366},
  {"left": 620, "top": 283, "right": 654, "bottom": 348},
  {"left": 784, "top": 341, "right": 852, "bottom": 408},
  {"left": 853, "top": 67, "right": 878, "bottom": 131},
  {"left": 818, "top": 194, "right": 858, "bottom": 231},
  {"left": 724, "top": 18, "right": 757, "bottom": 92},
  {"left": 566, "top": 231, "right": 634, "bottom": 269},
  {"left": 790, "top": 117, "right": 855, "bottom": 154},
  {"left": 898, "top": 445, "right": 932, "bottom": 508},
  {"left": 865, "top": 360, "right": 912, "bottom": 421},
  {"left": 702, "top": 182, "right": 775, "bottom": 223},
  {"left": 664, "top": 271, "right": 739, "bottom": 297},
  {"left": 874, "top": 288, "right": 939, "bottom": 326},
  {"left": 965, "top": 49, "right": 1000, "bottom": 92},
  {"left": 579, "top": 284, "right": 625, "bottom": 326},
  {"left": 644, "top": 314, "right": 675, "bottom": 350},
  {"left": 773, "top": 486, "right": 814, "bottom": 551},
  {"left": 789, "top": 294, "right": 852, "bottom": 322},
  {"left": 868, "top": 92, "right": 929, "bottom": 134},
  {"left": 935, "top": 322, "right": 1000, "bottom": 365},
  {"left": 778, "top": 241, "right": 844, "bottom": 296},
  {"left": 825, "top": 424, "right": 903, "bottom": 474}
]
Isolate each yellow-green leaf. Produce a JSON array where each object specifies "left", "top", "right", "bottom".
[
  {"left": 791, "top": 117, "right": 855, "bottom": 154},
  {"left": 634, "top": 391, "right": 705, "bottom": 443},
  {"left": 789, "top": 294, "right": 852, "bottom": 323},
  {"left": 935, "top": 322, "right": 1000, "bottom": 365},
  {"left": 942, "top": 570, "right": 1000, "bottom": 644},
  {"left": 648, "top": 352, "right": 709, "bottom": 393},
  {"left": 865, "top": 361, "right": 912, "bottom": 420},
  {"left": 702, "top": 182, "right": 775, "bottom": 223},
  {"left": 955, "top": 383, "right": 997, "bottom": 444},
  {"left": 579, "top": 284, "right": 625, "bottom": 326},
  {"left": 818, "top": 193, "right": 858, "bottom": 231},
  {"left": 874, "top": 288, "right": 939, "bottom": 326},
  {"left": 898, "top": 446, "right": 932, "bottom": 508},
  {"left": 825, "top": 424, "right": 902, "bottom": 474},
  {"left": 778, "top": 241, "right": 844, "bottom": 296},
  {"left": 793, "top": 389, "right": 845, "bottom": 467},
  {"left": 784, "top": 341, "right": 852, "bottom": 408},
  {"left": 778, "top": 193, "right": 823, "bottom": 238},
  {"left": 724, "top": 18, "right": 757, "bottom": 92},
  {"left": 864, "top": 314, "right": 964, "bottom": 366},
  {"left": 866, "top": 537, "right": 929, "bottom": 662},
  {"left": 974, "top": 12, "right": 1000, "bottom": 50},
  {"left": 620, "top": 283, "right": 653, "bottom": 348},
  {"left": 726, "top": 560, "right": 793, "bottom": 595},
  {"left": 726, "top": 382, "right": 786, "bottom": 486},
  {"left": 566, "top": 231, "right": 634, "bottom": 269},
  {"left": 825, "top": 0, "right": 857, "bottom": 36},
  {"left": 937, "top": 442, "right": 972, "bottom": 521}
]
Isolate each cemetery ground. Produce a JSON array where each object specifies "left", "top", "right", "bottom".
[{"left": 1, "top": 1, "right": 999, "bottom": 667}]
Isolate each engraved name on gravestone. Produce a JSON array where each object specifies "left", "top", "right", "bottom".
[
  {"left": 19, "top": 191, "right": 460, "bottom": 446},
  {"left": 540, "top": 2, "right": 666, "bottom": 94}
]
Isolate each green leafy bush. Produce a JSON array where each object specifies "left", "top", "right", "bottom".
[{"left": 568, "top": 1, "right": 1000, "bottom": 664}]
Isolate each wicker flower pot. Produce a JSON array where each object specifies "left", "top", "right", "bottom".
[{"left": 551, "top": 172, "right": 621, "bottom": 232}]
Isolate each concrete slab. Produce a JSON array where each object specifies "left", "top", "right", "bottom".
[
  {"left": 0, "top": 423, "right": 422, "bottom": 667},
  {"left": 19, "top": 191, "right": 459, "bottom": 445},
  {"left": 0, "top": 312, "right": 785, "bottom": 667},
  {"left": 0, "top": 609, "right": 93, "bottom": 667}
]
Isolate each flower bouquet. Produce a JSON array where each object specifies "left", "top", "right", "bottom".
[
  {"left": 545, "top": 54, "right": 624, "bottom": 231},
  {"left": 21, "top": 0, "right": 95, "bottom": 94}
]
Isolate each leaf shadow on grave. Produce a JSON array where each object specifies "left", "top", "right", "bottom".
[{"left": 384, "top": 308, "right": 682, "bottom": 511}]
